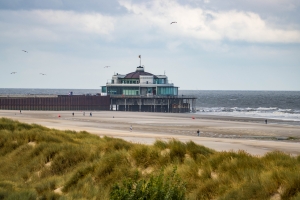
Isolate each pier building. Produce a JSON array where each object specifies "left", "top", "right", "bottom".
[{"left": 101, "top": 66, "right": 196, "bottom": 113}]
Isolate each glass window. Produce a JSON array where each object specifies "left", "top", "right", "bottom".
[{"left": 157, "top": 87, "right": 178, "bottom": 95}]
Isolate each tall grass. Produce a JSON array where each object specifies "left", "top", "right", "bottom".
[
  {"left": 110, "top": 167, "right": 186, "bottom": 200},
  {"left": 1, "top": 117, "right": 300, "bottom": 199}
]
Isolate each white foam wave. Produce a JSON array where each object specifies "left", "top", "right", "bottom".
[{"left": 196, "top": 107, "right": 300, "bottom": 121}]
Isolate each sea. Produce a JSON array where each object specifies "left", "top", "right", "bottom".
[{"left": 1, "top": 89, "right": 300, "bottom": 123}]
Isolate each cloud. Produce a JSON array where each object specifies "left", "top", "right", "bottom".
[
  {"left": 119, "top": 0, "right": 300, "bottom": 43},
  {"left": 0, "top": 10, "right": 115, "bottom": 42},
  {"left": 1, "top": 0, "right": 299, "bottom": 45},
  {"left": 33, "top": 10, "right": 115, "bottom": 35}
]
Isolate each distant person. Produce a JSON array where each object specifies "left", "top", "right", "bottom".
[
  {"left": 130, "top": 125, "right": 132, "bottom": 131},
  {"left": 197, "top": 130, "right": 200, "bottom": 136},
  {"left": 265, "top": 119, "right": 268, "bottom": 124},
  {"left": 90, "top": 112, "right": 92, "bottom": 117},
  {"left": 72, "top": 112, "right": 74, "bottom": 117}
]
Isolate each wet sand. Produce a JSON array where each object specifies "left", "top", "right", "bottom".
[{"left": 1, "top": 110, "right": 300, "bottom": 156}]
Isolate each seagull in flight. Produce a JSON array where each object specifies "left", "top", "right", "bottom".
[
  {"left": 40, "top": 73, "right": 46, "bottom": 75},
  {"left": 11, "top": 72, "right": 17, "bottom": 74},
  {"left": 104, "top": 66, "right": 110, "bottom": 68},
  {"left": 170, "top": 22, "right": 177, "bottom": 24},
  {"left": 22, "top": 50, "right": 28, "bottom": 53}
]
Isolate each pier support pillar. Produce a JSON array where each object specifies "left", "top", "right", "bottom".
[{"left": 139, "top": 98, "right": 141, "bottom": 112}]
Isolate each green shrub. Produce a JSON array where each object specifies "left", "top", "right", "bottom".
[{"left": 110, "top": 167, "right": 186, "bottom": 200}]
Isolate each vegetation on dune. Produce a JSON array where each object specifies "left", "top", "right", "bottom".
[{"left": 0, "top": 117, "right": 300, "bottom": 199}]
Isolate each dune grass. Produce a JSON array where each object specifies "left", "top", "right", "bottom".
[{"left": 0, "top": 117, "right": 300, "bottom": 199}]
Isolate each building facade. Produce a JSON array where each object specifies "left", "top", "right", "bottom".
[
  {"left": 101, "top": 66, "right": 196, "bottom": 113},
  {"left": 101, "top": 66, "right": 178, "bottom": 96}
]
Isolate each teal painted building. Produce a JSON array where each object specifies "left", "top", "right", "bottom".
[{"left": 101, "top": 66, "right": 178, "bottom": 96}]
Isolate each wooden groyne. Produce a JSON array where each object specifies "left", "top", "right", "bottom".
[{"left": 0, "top": 95, "right": 110, "bottom": 111}]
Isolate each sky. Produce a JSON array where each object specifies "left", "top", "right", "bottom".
[{"left": 0, "top": 0, "right": 300, "bottom": 90}]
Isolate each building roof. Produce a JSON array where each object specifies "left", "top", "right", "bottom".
[{"left": 124, "top": 66, "right": 157, "bottom": 79}]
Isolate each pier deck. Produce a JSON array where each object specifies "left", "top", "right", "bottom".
[{"left": 110, "top": 95, "right": 197, "bottom": 113}]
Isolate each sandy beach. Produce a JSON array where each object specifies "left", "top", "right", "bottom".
[{"left": 1, "top": 110, "right": 299, "bottom": 156}]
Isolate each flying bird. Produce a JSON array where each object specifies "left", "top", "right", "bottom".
[
  {"left": 40, "top": 73, "right": 46, "bottom": 75},
  {"left": 104, "top": 66, "right": 110, "bottom": 68},
  {"left": 170, "top": 22, "right": 177, "bottom": 24},
  {"left": 11, "top": 72, "right": 17, "bottom": 74},
  {"left": 22, "top": 50, "right": 28, "bottom": 53}
]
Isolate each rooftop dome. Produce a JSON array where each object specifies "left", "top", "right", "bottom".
[{"left": 124, "top": 66, "right": 157, "bottom": 79}]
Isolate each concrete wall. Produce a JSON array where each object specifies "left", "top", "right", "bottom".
[{"left": 140, "top": 75, "right": 154, "bottom": 84}]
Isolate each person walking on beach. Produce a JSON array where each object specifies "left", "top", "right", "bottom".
[
  {"left": 130, "top": 125, "right": 132, "bottom": 132},
  {"left": 197, "top": 130, "right": 200, "bottom": 136},
  {"left": 265, "top": 119, "right": 268, "bottom": 124},
  {"left": 72, "top": 112, "right": 74, "bottom": 117},
  {"left": 90, "top": 112, "right": 92, "bottom": 117}
]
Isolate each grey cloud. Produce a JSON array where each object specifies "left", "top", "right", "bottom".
[
  {"left": 0, "top": 0, "right": 126, "bottom": 15},
  {"left": 178, "top": 0, "right": 300, "bottom": 26}
]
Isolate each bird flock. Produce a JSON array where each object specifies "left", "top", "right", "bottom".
[
  {"left": 12, "top": 21, "right": 177, "bottom": 75},
  {"left": 10, "top": 50, "right": 46, "bottom": 75}
]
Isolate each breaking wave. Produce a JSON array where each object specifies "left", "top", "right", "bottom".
[{"left": 196, "top": 107, "right": 300, "bottom": 121}]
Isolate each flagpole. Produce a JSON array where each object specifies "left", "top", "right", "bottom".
[{"left": 139, "top": 55, "right": 141, "bottom": 67}]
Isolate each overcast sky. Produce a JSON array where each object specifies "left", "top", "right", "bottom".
[{"left": 1, "top": 0, "right": 299, "bottom": 90}]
